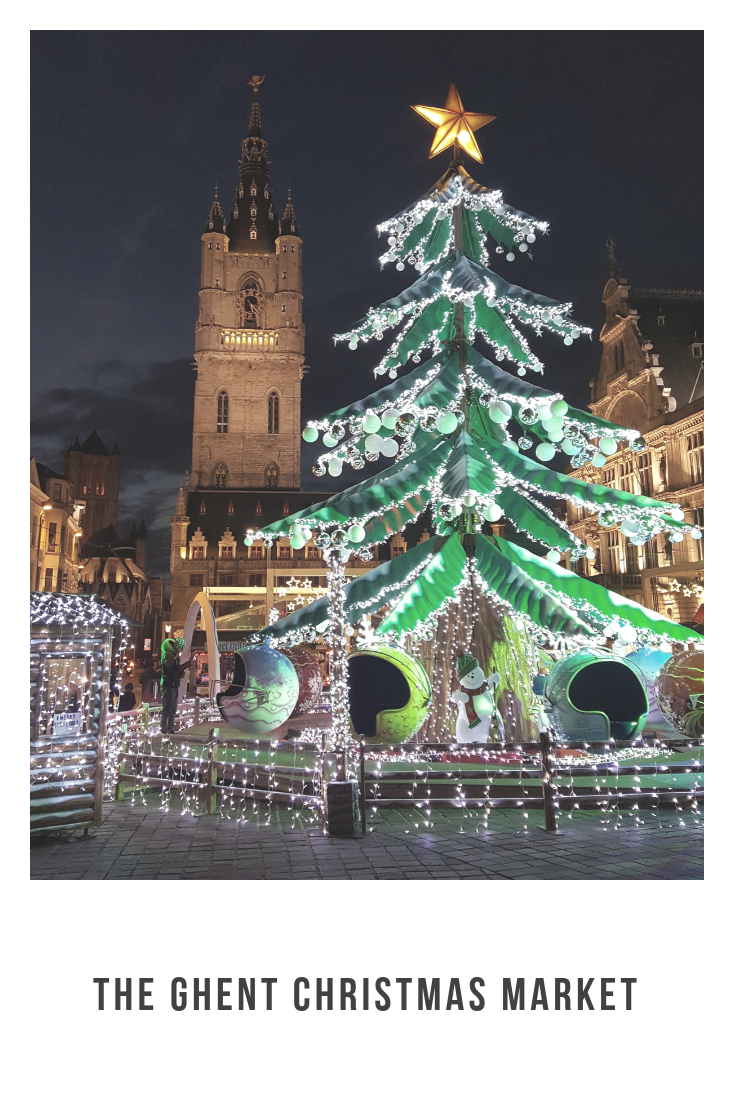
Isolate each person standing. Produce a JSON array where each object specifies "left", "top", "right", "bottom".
[
  {"left": 118, "top": 682, "right": 137, "bottom": 712},
  {"left": 160, "top": 638, "right": 193, "bottom": 735}
]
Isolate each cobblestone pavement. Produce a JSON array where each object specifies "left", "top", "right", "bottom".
[{"left": 30, "top": 799, "right": 703, "bottom": 880}]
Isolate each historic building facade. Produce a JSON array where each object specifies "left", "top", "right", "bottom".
[
  {"left": 561, "top": 266, "right": 704, "bottom": 625},
  {"left": 30, "top": 458, "right": 85, "bottom": 592},
  {"left": 77, "top": 522, "right": 167, "bottom": 657},
  {"left": 63, "top": 430, "right": 121, "bottom": 541},
  {"left": 169, "top": 83, "right": 388, "bottom": 635}
]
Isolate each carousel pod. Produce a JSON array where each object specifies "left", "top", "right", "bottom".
[
  {"left": 280, "top": 646, "right": 323, "bottom": 716},
  {"left": 348, "top": 645, "right": 432, "bottom": 743},
  {"left": 654, "top": 650, "right": 704, "bottom": 737},
  {"left": 217, "top": 640, "right": 299, "bottom": 737},
  {"left": 626, "top": 645, "right": 678, "bottom": 734},
  {"left": 544, "top": 648, "right": 648, "bottom": 742}
]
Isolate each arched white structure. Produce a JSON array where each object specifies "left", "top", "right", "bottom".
[{"left": 179, "top": 591, "right": 221, "bottom": 703}]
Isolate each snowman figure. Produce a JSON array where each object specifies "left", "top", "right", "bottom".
[{"left": 451, "top": 652, "right": 501, "bottom": 744}]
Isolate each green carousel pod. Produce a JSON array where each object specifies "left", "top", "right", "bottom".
[
  {"left": 348, "top": 645, "right": 432, "bottom": 743},
  {"left": 544, "top": 647, "right": 648, "bottom": 743}
]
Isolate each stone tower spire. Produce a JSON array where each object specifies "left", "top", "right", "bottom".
[
  {"left": 169, "top": 480, "right": 191, "bottom": 573},
  {"left": 228, "top": 75, "right": 278, "bottom": 253},
  {"left": 205, "top": 186, "right": 225, "bottom": 233},
  {"left": 280, "top": 189, "right": 299, "bottom": 237}
]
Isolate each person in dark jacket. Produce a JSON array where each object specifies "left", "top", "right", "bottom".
[
  {"left": 160, "top": 638, "right": 193, "bottom": 735},
  {"left": 118, "top": 682, "right": 137, "bottom": 712}
]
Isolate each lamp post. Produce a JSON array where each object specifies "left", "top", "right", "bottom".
[{"left": 34, "top": 504, "right": 53, "bottom": 591}]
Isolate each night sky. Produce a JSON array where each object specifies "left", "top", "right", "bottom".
[{"left": 31, "top": 30, "right": 703, "bottom": 580}]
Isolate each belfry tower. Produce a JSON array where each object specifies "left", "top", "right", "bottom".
[{"left": 191, "top": 76, "right": 305, "bottom": 491}]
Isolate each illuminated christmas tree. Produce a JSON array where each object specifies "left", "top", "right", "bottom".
[{"left": 251, "top": 86, "right": 701, "bottom": 740}]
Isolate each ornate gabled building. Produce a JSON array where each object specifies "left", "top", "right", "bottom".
[
  {"left": 77, "top": 523, "right": 167, "bottom": 656},
  {"left": 562, "top": 257, "right": 704, "bottom": 626},
  {"left": 169, "top": 80, "right": 385, "bottom": 636}
]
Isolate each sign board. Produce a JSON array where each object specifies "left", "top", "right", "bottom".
[
  {"left": 52, "top": 712, "right": 82, "bottom": 737},
  {"left": 144, "top": 638, "right": 151, "bottom": 651}
]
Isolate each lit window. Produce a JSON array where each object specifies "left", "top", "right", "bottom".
[
  {"left": 213, "top": 464, "right": 227, "bottom": 489},
  {"left": 221, "top": 544, "right": 234, "bottom": 558},
  {"left": 192, "top": 545, "right": 204, "bottom": 559},
  {"left": 200, "top": 500, "right": 206, "bottom": 514},
  {"left": 283, "top": 501, "right": 290, "bottom": 516},
  {"left": 250, "top": 228, "right": 257, "bottom": 240},
  {"left": 265, "top": 463, "right": 279, "bottom": 489},
  {"left": 268, "top": 392, "right": 279, "bottom": 434},
  {"left": 250, "top": 184, "right": 257, "bottom": 196},
  {"left": 255, "top": 501, "right": 262, "bottom": 515},
  {"left": 686, "top": 431, "right": 704, "bottom": 484},
  {"left": 217, "top": 392, "right": 228, "bottom": 434},
  {"left": 228, "top": 500, "right": 234, "bottom": 515}
]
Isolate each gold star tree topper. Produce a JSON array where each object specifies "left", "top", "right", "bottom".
[{"left": 412, "top": 84, "right": 496, "bottom": 163}]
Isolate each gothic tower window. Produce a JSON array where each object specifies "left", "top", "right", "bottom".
[
  {"left": 265, "top": 463, "right": 279, "bottom": 489},
  {"left": 250, "top": 183, "right": 257, "bottom": 196},
  {"left": 255, "top": 501, "right": 262, "bottom": 515},
  {"left": 237, "top": 279, "right": 263, "bottom": 328},
  {"left": 228, "top": 500, "right": 234, "bottom": 515},
  {"left": 217, "top": 391, "right": 229, "bottom": 433},
  {"left": 268, "top": 391, "right": 279, "bottom": 434},
  {"left": 213, "top": 463, "right": 228, "bottom": 489},
  {"left": 200, "top": 500, "right": 206, "bottom": 514}
]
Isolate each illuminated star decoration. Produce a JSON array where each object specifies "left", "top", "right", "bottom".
[{"left": 411, "top": 84, "right": 496, "bottom": 164}]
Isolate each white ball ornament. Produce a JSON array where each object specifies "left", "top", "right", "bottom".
[
  {"left": 380, "top": 437, "right": 399, "bottom": 457},
  {"left": 550, "top": 399, "right": 568, "bottom": 417},
  {"left": 620, "top": 519, "right": 640, "bottom": 537},
  {"left": 243, "top": 536, "right": 253, "bottom": 547},
  {"left": 322, "top": 433, "right": 337, "bottom": 449},
  {"left": 541, "top": 415, "right": 564, "bottom": 434},
  {"left": 536, "top": 404, "right": 552, "bottom": 422},
  {"left": 691, "top": 528, "right": 702, "bottom": 540},
  {"left": 536, "top": 442, "right": 556, "bottom": 462},
  {"left": 585, "top": 547, "right": 596, "bottom": 561},
  {"left": 489, "top": 400, "right": 513, "bottom": 423},
  {"left": 482, "top": 503, "right": 504, "bottom": 523},
  {"left": 347, "top": 524, "right": 366, "bottom": 543},
  {"left": 561, "top": 437, "right": 581, "bottom": 455},
  {"left": 449, "top": 502, "right": 463, "bottom": 518},
  {"left": 362, "top": 412, "right": 381, "bottom": 434},
  {"left": 348, "top": 340, "right": 358, "bottom": 350},
  {"left": 381, "top": 408, "right": 399, "bottom": 429},
  {"left": 302, "top": 426, "right": 318, "bottom": 443},
  {"left": 546, "top": 549, "right": 561, "bottom": 564},
  {"left": 619, "top": 624, "right": 638, "bottom": 644},
  {"left": 668, "top": 507, "right": 685, "bottom": 521},
  {"left": 669, "top": 531, "right": 684, "bottom": 543},
  {"left": 396, "top": 262, "right": 405, "bottom": 271},
  {"left": 564, "top": 336, "right": 574, "bottom": 346},
  {"left": 571, "top": 329, "right": 581, "bottom": 339},
  {"left": 365, "top": 434, "right": 383, "bottom": 453},
  {"left": 591, "top": 452, "right": 606, "bottom": 468},
  {"left": 436, "top": 411, "right": 459, "bottom": 434},
  {"left": 388, "top": 236, "right": 397, "bottom": 246},
  {"left": 527, "top": 233, "right": 536, "bottom": 243},
  {"left": 328, "top": 458, "right": 343, "bottom": 477},
  {"left": 290, "top": 534, "right": 306, "bottom": 549},
  {"left": 518, "top": 243, "right": 528, "bottom": 252},
  {"left": 506, "top": 251, "right": 516, "bottom": 261},
  {"left": 599, "top": 436, "right": 618, "bottom": 456},
  {"left": 504, "top": 439, "right": 519, "bottom": 451},
  {"left": 546, "top": 428, "right": 564, "bottom": 443},
  {"left": 517, "top": 367, "right": 527, "bottom": 376}
]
